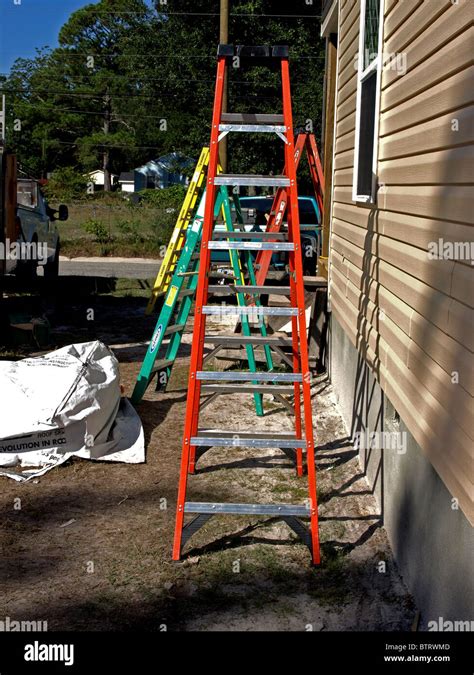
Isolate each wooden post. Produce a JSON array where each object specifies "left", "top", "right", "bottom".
[
  {"left": 320, "top": 33, "right": 337, "bottom": 280},
  {"left": 219, "top": 0, "right": 229, "bottom": 172}
]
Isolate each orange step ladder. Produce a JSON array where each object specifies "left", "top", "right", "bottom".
[{"left": 172, "top": 45, "right": 320, "bottom": 565}]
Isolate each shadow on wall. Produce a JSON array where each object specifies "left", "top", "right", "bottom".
[
  {"left": 346, "top": 15, "right": 473, "bottom": 620},
  {"left": 351, "top": 208, "right": 384, "bottom": 524}
]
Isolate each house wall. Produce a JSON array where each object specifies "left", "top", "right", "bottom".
[{"left": 326, "top": 0, "right": 473, "bottom": 622}]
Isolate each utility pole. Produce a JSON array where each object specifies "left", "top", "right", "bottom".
[
  {"left": 0, "top": 95, "right": 5, "bottom": 142},
  {"left": 219, "top": 0, "right": 229, "bottom": 172}
]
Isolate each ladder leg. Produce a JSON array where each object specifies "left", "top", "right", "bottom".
[
  {"left": 282, "top": 57, "right": 320, "bottom": 562},
  {"left": 244, "top": 249, "right": 274, "bottom": 372},
  {"left": 160, "top": 262, "right": 200, "bottom": 391},
  {"left": 221, "top": 189, "right": 265, "bottom": 416},
  {"left": 290, "top": 273, "right": 304, "bottom": 477}
]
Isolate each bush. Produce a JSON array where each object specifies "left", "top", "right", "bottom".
[
  {"left": 44, "top": 167, "right": 89, "bottom": 202},
  {"left": 83, "top": 219, "right": 109, "bottom": 243},
  {"left": 139, "top": 185, "right": 187, "bottom": 210}
]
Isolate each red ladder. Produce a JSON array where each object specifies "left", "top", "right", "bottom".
[
  {"left": 254, "top": 132, "right": 325, "bottom": 288},
  {"left": 172, "top": 45, "right": 320, "bottom": 565}
]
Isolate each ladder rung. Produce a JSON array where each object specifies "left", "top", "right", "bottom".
[
  {"left": 214, "top": 174, "right": 290, "bottom": 187},
  {"left": 151, "top": 358, "right": 174, "bottom": 374},
  {"left": 212, "top": 231, "right": 287, "bottom": 240},
  {"left": 184, "top": 502, "right": 310, "bottom": 517},
  {"left": 177, "top": 271, "right": 199, "bottom": 277},
  {"left": 219, "top": 123, "right": 286, "bottom": 134},
  {"left": 207, "top": 285, "right": 291, "bottom": 295},
  {"left": 208, "top": 241, "right": 294, "bottom": 251},
  {"left": 221, "top": 113, "right": 285, "bottom": 125},
  {"left": 202, "top": 306, "right": 298, "bottom": 316},
  {"left": 196, "top": 371, "right": 303, "bottom": 382},
  {"left": 192, "top": 430, "right": 307, "bottom": 449},
  {"left": 177, "top": 289, "right": 195, "bottom": 299},
  {"left": 205, "top": 335, "right": 293, "bottom": 346},
  {"left": 201, "top": 384, "right": 294, "bottom": 394},
  {"left": 164, "top": 323, "right": 185, "bottom": 335}
]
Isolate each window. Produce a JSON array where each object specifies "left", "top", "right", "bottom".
[
  {"left": 17, "top": 179, "right": 38, "bottom": 208},
  {"left": 353, "top": 0, "right": 385, "bottom": 204}
]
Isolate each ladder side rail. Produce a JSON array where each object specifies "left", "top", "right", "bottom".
[
  {"left": 173, "top": 55, "right": 226, "bottom": 560},
  {"left": 254, "top": 133, "right": 307, "bottom": 287},
  {"left": 281, "top": 58, "right": 321, "bottom": 564}
]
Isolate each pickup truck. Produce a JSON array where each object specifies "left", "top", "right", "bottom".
[
  {"left": 12, "top": 178, "right": 68, "bottom": 280},
  {"left": 212, "top": 195, "right": 321, "bottom": 275}
]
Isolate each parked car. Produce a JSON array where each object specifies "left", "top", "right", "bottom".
[
  {"left": 13, "top": 178, "right": 68, "bottom": 280},
  {"left": 212, "top": 195, "right": 321, "bottom": 275}
]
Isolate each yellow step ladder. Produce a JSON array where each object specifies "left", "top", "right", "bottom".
[{"left": 145, "top": 147, "right": 210, "bottom": 314}]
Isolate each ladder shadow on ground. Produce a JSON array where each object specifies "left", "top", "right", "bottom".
[
  {"left": 181, "top": 514, "right": 382, "bottom": 561},
  {"left": 192, "top": 449, "right": 297, "bottom": 474},
  {"left": 318, "top": 472, "right": 372, "bottom": 504}
]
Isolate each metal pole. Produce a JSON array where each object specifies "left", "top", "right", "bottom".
[
  {"left": 219, "top": 0, "right": 229, "bottom": 172},
  {"left": 0, "top": 95, "right": 5, "bottom": 142}
]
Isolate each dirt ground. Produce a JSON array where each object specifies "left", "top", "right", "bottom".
[{"left": 0, "top": 284, "right": 416, "bottom": 631}]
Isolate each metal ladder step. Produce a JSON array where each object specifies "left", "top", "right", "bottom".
[
  {"left": 201, "top": 383, "right": 294, "bottom": 394},
  {"left": 184, "top": 502, "right": 310, "bottom": 517},
  {"left": 212, "top": 231, "right": 287, "bottom": 240},
  {"left": 208, "top": 241, "right": 294, "bottom": 251},
  {"left": 207, "top": 285, "right": 291, "bottom": 295},
  {"left": 192, "top": 430, "right": 307, "bottom": 449},
  {"left": 202, "top": 306, "right": 298, "bottom": 316},
  {"left": 214, "top": 174, "right": 290, "bottom": 187},
  {"left": 221, "top": 113, "right": 285, "bottom": 125},
  {"left": 177, "top": 289, "right": 195, "bottom": 299},
  {"left": 164, "top": 323, "right": 185, "bottom": 336},
  {"left": 219, "top": 123, "right": 286, "bottom": 134},
  {"left": 196, "top": 371, "right": 303, "bottom": 382},
  {"left": 205, "top": 334, "right": 293, "bottom": 346}
]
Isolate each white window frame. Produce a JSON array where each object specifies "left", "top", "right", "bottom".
[{"left": 352, "top": 0, "right": 385, "bottom": 204}]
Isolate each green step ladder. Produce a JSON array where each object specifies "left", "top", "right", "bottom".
[{"left": 131, "top": 186, "right": 273, "bottom": 414}]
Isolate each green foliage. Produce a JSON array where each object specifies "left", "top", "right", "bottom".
[
  {"left": 43, "top": 167, "right": 89, "bottom": 202},
  {"left": 139, "top": 185, "right": 187, "bottom": 209},
  {"left": 83, "top": 218, "right": 109, "bottom": 243}
]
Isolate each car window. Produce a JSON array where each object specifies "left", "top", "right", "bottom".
[
  {"left": 17, "top": 180, "right": 38, "bottom": 208},
  {"left": 239, "top": 197, "right": 274, "bottom": 213},
  {"left": 239, "top": 197, "right": 318, "bottom": 226},
  {"left": 298, "top": 200, "right": 318, "bottom": 225}
]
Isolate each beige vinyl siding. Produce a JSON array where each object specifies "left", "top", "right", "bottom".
[{"left": 330, "top": 0, "right": 474, "bottom": 523}]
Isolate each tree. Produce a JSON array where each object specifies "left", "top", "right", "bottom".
[{"left": 56, "top": 0, "right": 155, "bottom": 189}]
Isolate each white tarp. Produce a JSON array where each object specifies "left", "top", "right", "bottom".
[{"left": 0, "top": 341, "right": 145, "bottom": 481}]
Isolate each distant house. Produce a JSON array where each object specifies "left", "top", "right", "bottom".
[
  {"left": 118, "top": 172, "right": 135, "bottom": 193},
  {"left": 118, "top": 154, "right": 194, "bottom": 194},
  {"left": 85, "top": 169, "right": 117, "bottom": 191}
]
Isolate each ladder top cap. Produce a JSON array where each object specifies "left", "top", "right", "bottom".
[{"left": 217, "top": 44, "right": 289, "bottom": 60}]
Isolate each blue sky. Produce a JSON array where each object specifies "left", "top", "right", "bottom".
[
  {"left": 0, "top": 0, "right": 158, "bottom": 76},
  {"left": 0, "top": 0, "right": 102, "bottom": 74}
]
